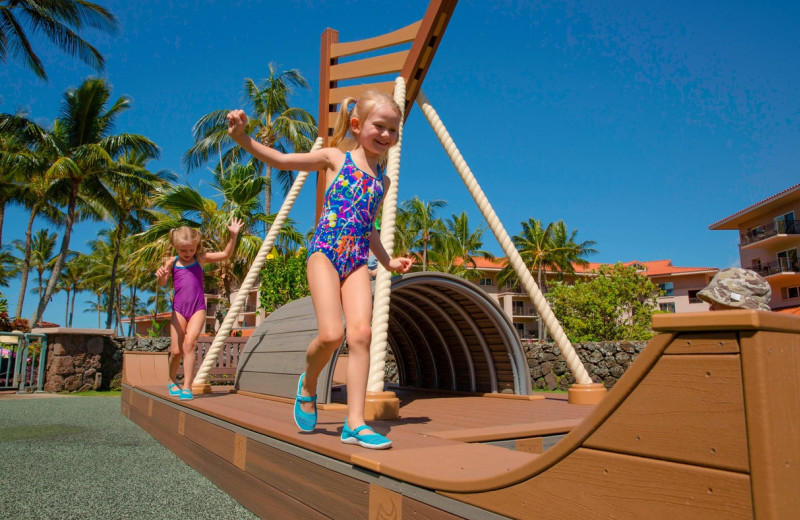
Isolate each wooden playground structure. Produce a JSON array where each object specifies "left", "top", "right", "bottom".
[{"left": 122, "top": 2, "right": 800, "bottom": 518}]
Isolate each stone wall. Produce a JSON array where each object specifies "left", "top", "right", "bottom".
[
  {"left": 43, "top": 332, "right": 124, "bottom": 392},
  {"left": 523, "top": 340, "right": 648, "bottom": 391}
]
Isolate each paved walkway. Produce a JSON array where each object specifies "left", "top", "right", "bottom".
[{"left": 0, "top": 394, "right": 258, "bottom": 520}]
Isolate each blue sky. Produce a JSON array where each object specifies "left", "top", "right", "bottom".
[{"left": 2, "top": 0, "right": 799, "bottom": 328}]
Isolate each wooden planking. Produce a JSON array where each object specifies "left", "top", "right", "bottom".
[
  {"left": 665, "top": 332, "right": 740, "bottom": 354},
  {"left": 370, "top": 484, "right": 402, "bottom": 520},
  {"left": 329, "top": 51, "right": 407, "bottom": 82},
  {"left": 585, "top": 354, "right": 748, "bottom": 472},
  {"left": 738, "top": 329, "right": 800, "bottom": 520},
  {"left": 236, "top": 372, "right": 303, "bottom": 399},
  {"left": 127, "top": 403, "right": 330, "bottom": 520},
  {"left": 427, "top": 418, "right": 583, "bottom": 443},
  {"left": 183, "top": 413, "right": 237, "bottom": 464},
  {"left": 238, "top": 348, "right": 315, "bottom": 374},
  {"left": 327, "top": 80, "right": 396, "bottom": 105},
  {"left": 401, "top": 495, "right": 468, "bottom": 520},
  {"left": 330, "top": 21, "right": 421, "bottom": 59},
  {"left": 441, "top": 448, "right": 753, "bottom": 520},
  {"left": 246, "top": 438, "right": 370, "bottom": 520}
]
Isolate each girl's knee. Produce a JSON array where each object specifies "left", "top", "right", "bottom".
[
  {"left": 346, "top": 324, "right": 372, "bottom": 348},
  {"left": 317, "top": 325, "right": 345, "bottom": 350}
]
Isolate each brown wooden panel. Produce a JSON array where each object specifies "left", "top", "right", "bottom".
[
  {"left": 331, "top": 21, "right": 421, "bottom": 58},
  {"left": 183, "top": 413, "right": 236, "bottom": 464},
  {"left": 665, "top": 332, "right": 739, "bottom": 354},
  {"left": 330, "top": 51, "right": 407, "bottom": 82},
  {"left": 585, "top": 354, "right": 748, "bottom": 472},
  {"left": 236, "top": 373, "right": 300, "bottom": 399},
  {"left": 515, "top": 437, "right": 543, "bottom": 454},
  {"left": 238, "top": 349, "right": 312, "bottom": 374},
  {"left": 443, "top": 447, "right": 753, "bottom": 520},
  {"left": 401, "top": 495, "right": 465, "bottom": 520},
  {"left": 739, "top": 329, "right": 800, "bottom": 520},
  {"left": 128, "top": 407, "right": 329, "bottom": 520},
  {"left": 150, "top": 399, "right": 179, "bottom": 432},
  {"left": 370, "top": 484, "right": 402, "bottom": 520},
  {"left": 328, "top": 81, "right": 396, "bottom": 105},
  {"left": 246, "top": 437, "right": 369, "bottom": 520}
]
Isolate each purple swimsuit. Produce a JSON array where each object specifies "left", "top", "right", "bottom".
[
  {"left": 308, "top": 152, "right": 385, "bottom": 280},
  {"left": 172, "top": 256, "right": 206, "bottom": 320}
]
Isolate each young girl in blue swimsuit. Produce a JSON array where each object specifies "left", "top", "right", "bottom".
[
  {"left": 228, "top": 91, "right": 413, "bottom": 449},
  {"left": 155, "top": 220, "right": 243, "bottom": 401}
]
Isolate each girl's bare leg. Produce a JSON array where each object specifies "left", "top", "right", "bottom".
[
  {"left": 300, "top": 253, "right": 345, "bottom": 413},
  {"left": 169, "top": 313, "right": 186, "bottom": 384},
  {"left": 180, "top": 310, "right": 206, "bottom": 390},
  {"left": 340, "top": 265, "right": 374, "bottom": 429}
]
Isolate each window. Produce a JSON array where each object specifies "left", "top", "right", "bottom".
[
  {"left": 512, "top": 300, "right": 525, "bottom": 315},
  {"left": 751, "top": 258, "right": 762, "bottom": 270},
  {"left": 782, "top": 286, "right": 800, "bottom": 300},
  {"left": 658, "top": 282, "right": 674, "bottom": 296},
  {"left": 688, "top": 290, "right": 702, "bottom": 304},
  {"left": 778, "top": 248, "right": 799, "bottom": 272},
  {"left": 514, "top": 323, "right": 525, "bottom": 334},
  {"left": 659, "top": 303, "right": 676, "bottom": 313},
  {"left": 479, "top": 278, "right": 493, "bottom": 286},
  {"left": 775, "top": 211, "right": 796, "bottom": 234}
]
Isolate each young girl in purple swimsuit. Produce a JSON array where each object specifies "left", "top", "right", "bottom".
[
  {"left": 155, "top": 219, "right": 243, "bottom": 401},
  {"left": 227, "top": 91, "right": 413, "bottom": 449}
]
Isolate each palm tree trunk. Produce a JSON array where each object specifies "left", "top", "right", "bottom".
[
  {"left": 96, "top": 294, "right": 101, "bottom": 328},
  {"left": 264, "top": 164, "right": 272, "bottom": 235},
  {"left": 116, "top": 284, "right": 124, "bottom": 336},
  {"left": 0, "top": 199, "right": 5, "bottom": 248},
  {"left": 14, "top": 210, "right": 37, "bottom": 318},
  {"left": 537, "top": 266, "right": 544, "bottom": 340},
  {"left": 128, "top": 285, "right": 136, "bottom": 337},
  {"left": 422, "top": 237, "right": 428, "bottom": 271},
  {"left": 31, "top": 182, "right": 78, "bottom": 327},
  {"left": 69, "top": 289, "right": 77, "bottom": 327},
  {"left": 64, "top": 289, "right": 71, "bottom": 326},
  {"left": 105, "top": 228, "right": 122, "bottom": 329}
]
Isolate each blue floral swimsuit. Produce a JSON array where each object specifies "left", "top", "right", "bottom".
[{"left": 308, "top": 151, "right": 384, "bottom": 281}]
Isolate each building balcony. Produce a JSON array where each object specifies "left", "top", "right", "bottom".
[
  {"left": 753, "top": 258, "right": 800, "bottom": 282},
  {"left": 511, "top": 307, "right": 537, "bottom": 317},
  {"left": 740, "top": 219, "right": 800, "bottom": 248}
]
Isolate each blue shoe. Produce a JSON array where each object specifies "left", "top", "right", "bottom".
[
  {"left": 294, "top": 373, "right": 317, "bottom": 432},
  {"left": 341, "top": 418, "right": 392, "bottom": 449},
  {"left": 179, "top": 388, "right": 193, "bottom": 401},
  {"left": 168, "top": 383, "right": 181, "bottom": 397}
]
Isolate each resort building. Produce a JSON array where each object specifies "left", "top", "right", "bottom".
[
  {"left": 464, "top": 258, "right": 718, "bottom": 339},
  {"left": 709, "top": 182, "right": 800, "bottom": 312}
]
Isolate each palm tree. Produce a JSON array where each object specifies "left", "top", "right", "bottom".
[
  {"left": 183, "top": 63, "right": 316, "bottom": 219},
  {"left": 0, "top": 129, "right": 66, "bottom": 317},
  {"left": 0, "top": 0, "right": 118, "bottom": 81},
  {"left": 0, "top": 77, "right": 159, "bottom": 326},
  {"left": 25, "top": 229, "right": 58, "bottom": 307},
  {"left": 497, "top": 218, "right": 597, "bottom": 339},
  {"left": 101, "top": 150, "right": 174, "bottom": 329},
  {"left": 57, "top": 253, "right": 87, "bottom": 327},
  {"left": 401, "top": 196, "right": 447, "bottom": 271},
  {"left": 429, "top": 211, "right": 493, "bottom": 280}
]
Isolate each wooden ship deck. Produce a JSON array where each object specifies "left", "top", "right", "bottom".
[{"left": 122, "top": 311, "right": 800, "bottom": 519}]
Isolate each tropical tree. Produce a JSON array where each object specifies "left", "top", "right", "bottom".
[
  {"left": 0, "top": 128, "right": 66, "bottom": 317},
  {"left": 496, "top": 218, "right": 597, "bottom": 339},
  {"left": 101, "top": 149, "right": 174, "bottom": 329},
  {"left": 183, "top": 63, "right": 317, "bottom": 219},
  {"left": 0, "top": 77, "right": 159, "bottom": 326},
  {"left": 546, "top": 263, "right": 660, "bottom": 342},
  {"left": 427, "top": 211, "right": 493, "bottom": 280},
  {"left": 0, "top": 0, "right": 118, "bottom": 81},
  {"left": 56, "top": 253, "right": 87, "bottom": 327},
  {"left": 25, "top": 229, "right": 58, "bottom": 307},
  {"left": 401, "top": 196, "right": 447, "bottom": 271}
]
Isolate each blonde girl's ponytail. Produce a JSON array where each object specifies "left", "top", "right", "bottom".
[{"left": 329, "top": 97, "right": 357, "bottom": 151}]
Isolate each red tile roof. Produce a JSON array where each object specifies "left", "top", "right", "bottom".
[
  {"left": 462, "top": 257, "right": 716, "bottom": 277},
  {"left": 709, "top": 182, "right": 800, "bottom": 230}
]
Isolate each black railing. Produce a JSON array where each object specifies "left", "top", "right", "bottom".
[
  {"left": 753, "top": 257, "right": 799, "bottom": 277},
  {"left": 741, "top": 219, "right": 800, "bottom": 246}
]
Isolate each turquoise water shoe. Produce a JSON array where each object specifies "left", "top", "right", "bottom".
[
  {"left": 341, "top": 418, "right": 392, "bottom": 449},
  {"left": 167, "top": 382, "right": 181, "bottom": 397},
  {"left": 179, "top": 388, "right": 193, "bottom": 401},
  {"left": 294, "top": 373, "right": 317, "bottom": 431}
]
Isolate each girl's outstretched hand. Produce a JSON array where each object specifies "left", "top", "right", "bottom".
[
  {"left": 227, "top": 110, "right": 248, "bottom": 139},
  {"left": 388, "top": 257, "right": 414, "bottom": 274},
  {"left": 227, "top": 217, "right": 244, "bottom": 235}
]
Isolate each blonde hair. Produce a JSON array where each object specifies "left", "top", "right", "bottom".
[
  {"left": 169, "top": 226, "right": 203, "bottom": 254},
  {"left": 329, "top": 90, "right": 402, "bottom": 162}
]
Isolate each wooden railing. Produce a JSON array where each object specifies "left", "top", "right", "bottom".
[{"left": 178, "top": 337, "right": 247, "bottom": 384}]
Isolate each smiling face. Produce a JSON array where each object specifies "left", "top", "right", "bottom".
[{"left": 351, "top": 103, "right": 401, "bottom": 158}]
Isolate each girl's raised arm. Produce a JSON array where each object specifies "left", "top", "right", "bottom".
[
  {"left": 203, "top": 217, "right": 244, "bottom": 264},
  {"left": 227, "top": 110, "right": 336, "bottom": 172}
]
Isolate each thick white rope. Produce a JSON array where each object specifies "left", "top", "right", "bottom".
[
  {"left": 416, "top": 90, "right": 592, "bottom": 386},
  {"left": 193, "top": 137, "right": 324, "bottom": 386},
  {"left": 366, "top": 77, "right": 407, "bottom": 393}
]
